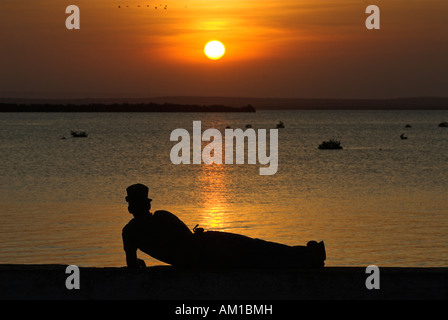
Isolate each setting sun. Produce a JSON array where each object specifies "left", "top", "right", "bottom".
[{"left": 204, "top": 41, "right": 226, "bottom": 60}]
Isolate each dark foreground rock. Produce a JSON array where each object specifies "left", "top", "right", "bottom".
[{"left": 0, "top": 264, "right": 446, "bottom": 300}]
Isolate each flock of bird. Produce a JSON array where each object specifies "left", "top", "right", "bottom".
[{"left": 118, "top": 4, "right": 169, "bottom": 10}]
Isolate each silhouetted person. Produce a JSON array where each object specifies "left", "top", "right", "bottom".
[{"left": 122, "top": 183, "right": 326, "bottom": 269}]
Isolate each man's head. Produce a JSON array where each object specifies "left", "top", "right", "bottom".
[{"left": 126, "top": 183, "right": 152, "bottom": 216}]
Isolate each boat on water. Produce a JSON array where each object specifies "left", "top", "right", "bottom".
[
  {"left": 276, "top": 121, "right": 285, "bottom": 128},
  {"left": 400, "top": 133, "right": 408, "bottom": 140},
  {"left": 438, "top": 122, "right": 448, "bottom": 127},
  {"left": 70, "top": 130, "right": 88, "bottom": 138},
  {"left": 318, "top": 139, "right": 343, "bottom": 150}
]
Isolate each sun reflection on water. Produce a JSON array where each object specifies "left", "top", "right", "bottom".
[{"left": 196, "top": 163, "right": 234, "bottom": 231}]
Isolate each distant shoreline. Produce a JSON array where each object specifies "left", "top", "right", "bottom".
[
  {"left": 0, "top": 102, "right": 256, "bottom": 113},
  {"left": 1, "top": 96, "right": 448, "bottom": 111}
]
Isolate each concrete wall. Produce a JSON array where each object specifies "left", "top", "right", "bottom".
[{"left": 0, "top": 264, "right": 446, "bottom": 300}]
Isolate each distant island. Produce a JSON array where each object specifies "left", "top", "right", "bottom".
[
  {"left": 1, "top": 96, "right": 447, "bottom": 111},
  {"left": 0, "top": 102, "right": 256, "bottom": 113}
]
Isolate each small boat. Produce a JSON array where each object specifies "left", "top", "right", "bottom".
[
  {"left": 405, "top": 124, "right": 412, "bottom": 128},
  {"left": 245, "top": 124, "right": 252, "bottom": 128},
  {"left": 70, "top": 130, "right": 88, "bottom": 138},
  {"left": 438, "top": 122, "right": 448, "bottom": 128},
  {"left": 400, "top": 133, "right": 407, "bottom": 140},
  {"left": 318, "top": 139, "right": 343, "bottom": 150},
  {"left": 276, "top": 121, "right": 285, "bottom": 128}
]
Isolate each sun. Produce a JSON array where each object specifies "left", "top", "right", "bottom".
[{"left": 204, "top": 41, "right": 226, "bottom": 60}]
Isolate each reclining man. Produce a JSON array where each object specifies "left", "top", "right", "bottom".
[{"left": 122, "top": 183, "right": 326, "bottom": 269}]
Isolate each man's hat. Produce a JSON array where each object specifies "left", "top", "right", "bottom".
[{"left": 126, "top": 183, "right": 150, "bottom": 203}]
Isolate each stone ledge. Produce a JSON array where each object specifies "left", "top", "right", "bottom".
[{"left": 0, "top": 264, "right": 446, "bottom": 300}]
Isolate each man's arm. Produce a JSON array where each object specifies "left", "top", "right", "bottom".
[
  {"left": 153, "top": 210, "right": 192, "bottom": 236},
  {"left": 125, "top": 249, "right": 138, "bottom": 267},
  {"left": 122, "top": 226, "right": 146, "bottom": 268},
  {"left": 125, "top": 249, "right": 146, "bottom": 268}
]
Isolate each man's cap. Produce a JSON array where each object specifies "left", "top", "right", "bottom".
[{"left": 126, "top": 183, "right": 150, "bottom": 203}]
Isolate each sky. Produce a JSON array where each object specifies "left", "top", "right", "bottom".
[{"left": 0, "top": 0, "right": 447, "bottom": 99}]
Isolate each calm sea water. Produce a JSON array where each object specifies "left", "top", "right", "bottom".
[{"left": 1, "top": 110, "right": 447, "bottom": 267}]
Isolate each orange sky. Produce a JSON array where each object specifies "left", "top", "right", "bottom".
[{"left": 0, "top": 0, "right": 447, "bottom": 99}]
